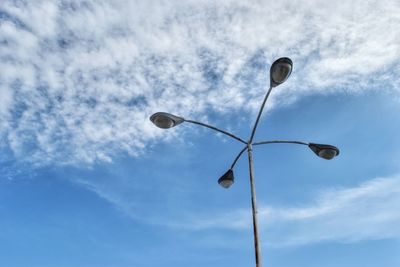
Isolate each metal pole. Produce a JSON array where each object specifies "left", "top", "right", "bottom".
[{"left": 247, "top": 143, "right": 262, "bottom": 267}]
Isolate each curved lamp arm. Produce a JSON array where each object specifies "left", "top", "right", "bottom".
[
  {"left": 185, "top": 119, "right": 247, "bottom": 144},
  {"left": 252, "top": 140, "right": 309, "bottom": 146},
  {"left": 149, "top": 112, "right": 247, "bottom": 144},
  {"left": 230, "top": 146, "right": 248, "bottom": 169},
  {"left": 248, "top": 86, "right": 273, "bottom": 143},
  {"left": 253, "top": 140, "right": 340, "bottom": 160}
]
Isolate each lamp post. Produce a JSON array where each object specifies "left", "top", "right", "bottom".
[{"left": 150, "top": 57, "right": 339, "bottom": 267}]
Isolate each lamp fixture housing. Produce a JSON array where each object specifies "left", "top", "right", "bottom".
[{"left": 150, "top": 112, "right": 184, "bottom": 129}]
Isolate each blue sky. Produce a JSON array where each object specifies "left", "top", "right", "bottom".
[{"left": 1, "top": 0, "right": 400, "bottom": 267}]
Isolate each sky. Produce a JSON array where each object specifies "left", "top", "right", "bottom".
[{"left": 0, "top": 0, "right": 400, "bottom": 266}]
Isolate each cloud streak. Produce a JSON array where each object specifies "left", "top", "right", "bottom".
[
  {"left": 170, "top": 175, "right": 400, "bottom": 247},
  {"left": 1, "top": 0, "right": 399, "bottom": 165}
]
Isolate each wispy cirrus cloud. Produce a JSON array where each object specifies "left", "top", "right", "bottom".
[
  {"left": 161, "top": 175, "right": 400, "bottom": 247},
  {"left": 1, "top": 0, "right": 399, "bottom": 165}
]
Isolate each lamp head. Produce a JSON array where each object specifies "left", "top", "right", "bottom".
[
  {"left": 308, "top": 143, "right": 340, "bottom": 160},
  {"left": 218, "top": 169, "right": 234, "bottom": 189},
  {"left": 150, "top": 112, "right": 184, "bottom": 129},
  {"left": 270, "top": 57, "right": 293, "bottom": 87}
]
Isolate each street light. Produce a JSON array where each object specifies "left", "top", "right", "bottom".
[
  {"left": 150, "top": 57, "right": 339, "bottom": 267},
  {"left": 270, "top": 57, "right": 292, "bottom": 87},
  {"left": 309, "top": 143, "right": 340, "bottom": 160},
  {"left": 150, "top": 112, "right": 184, "bottom": 129},
  {"left": 218, "top": 169, "right": 235, "bottom": 189}
]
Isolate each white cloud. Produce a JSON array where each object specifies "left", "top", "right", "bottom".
[
  {"left": 75, "top": 168, "right": 400, "bottom": 246},
  {"left": 0, "top": 0, "right": 399, "bottom": 165},
  {"left": 170, "top": 175, "right": 400, "bottom": 247}
]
